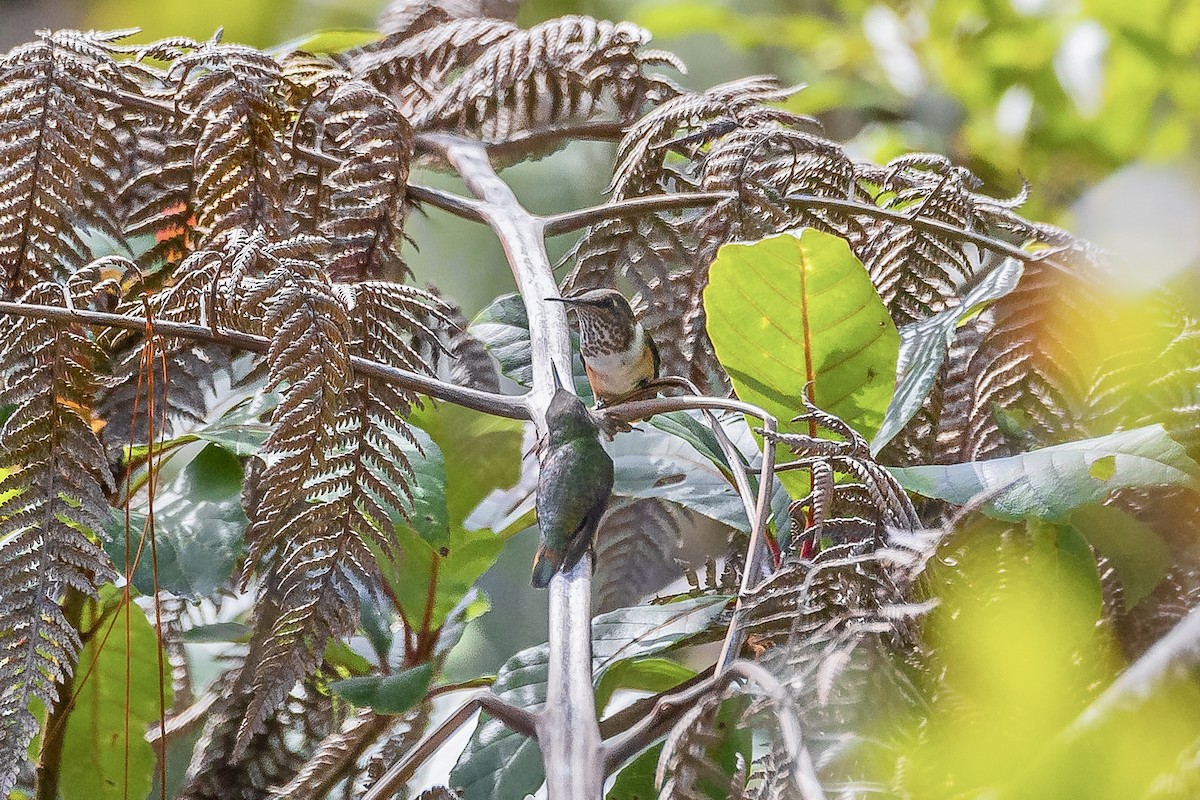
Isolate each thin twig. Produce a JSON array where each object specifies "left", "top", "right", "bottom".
[
  {"left": 605, "top": 393, "right": 780, "bottom": 672},
  {"left": 0, "top": 301, "right": 529, "bottom": 420},
  {"left": 361, "top": 692, "right": 537, "bottom": 800},
  {"left": 542, "top": 192, "right": 733, "bottom": 237}
]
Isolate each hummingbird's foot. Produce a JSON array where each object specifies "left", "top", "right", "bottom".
[{"left": 593, "top": 409, "right": 632, "bottom": 440}]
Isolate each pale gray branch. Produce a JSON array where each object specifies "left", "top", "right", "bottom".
[{"left": 432, "top": 133, "right": 604, "bottom": 800}]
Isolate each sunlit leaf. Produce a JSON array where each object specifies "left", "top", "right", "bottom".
[{"left": 705, "top": 229, "right": 899, "bottom": 443}]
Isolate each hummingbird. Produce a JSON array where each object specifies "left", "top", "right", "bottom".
[
  {"left": 547, "top": 288, "right": 661, "bottom": 408},
  {"left": 531, "top": 368, "right": 615, "bottom": 588}
]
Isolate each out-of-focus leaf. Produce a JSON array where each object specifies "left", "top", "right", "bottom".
[
  {"left": 272, "top": 29, "right": 383, "bottom": 54},
  {"left": 451, "top": 596, "right": 729, "bottom": 800},
  {"left": 890, "top": 425, "right": 1200, "bottom": 521},
  {"left": 182, "top": 622, "right": 251, "bottom": 643},
  {"left": 331, "top": 663, "right": 434, "bottom": 715},
  {"left": 105, "top": 444, "right": 246, "bottom": 600},
  {"left": 872, "top": 258, "right": 1023, "bottom": 455},
  {"left": 1071, "top": 504, "right": 1172, "bottom": 611}
]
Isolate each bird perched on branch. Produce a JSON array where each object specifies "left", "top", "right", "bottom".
[
  {"left": 548, "top": 288, "right": 660, "bottom": 408},
  {"left": 531, "top": 368, "right": 614, "bottom": 588}
]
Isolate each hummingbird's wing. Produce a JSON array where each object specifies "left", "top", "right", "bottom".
[{"left": 532, "top": 441, "right": 614, "bottom": 586}]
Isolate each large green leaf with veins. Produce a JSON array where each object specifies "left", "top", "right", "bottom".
[{"left": 705, "top": 229, "right": 898, "bottom": 441}]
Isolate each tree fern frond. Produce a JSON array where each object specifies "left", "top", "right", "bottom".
[
  {"left": 656, "top": 692, "right": 738, "bottom": 800},
  {"left": 415, "top": 16, "right": 679, "bottom": 143},
  {"left": 161, "top": 35, "right": 289, "bottom": 245},
  {"left": 963, "top": 256, "right": 1094, "bottom": 458},
  {"left": 0, "top": 29, "right": 135, "bottom": 298},
  {"left": 236, "top": 277, "right": 444, "bottom": 752},
  {"left": 316, "top": 80, "right": 413, "bottom": 282},
  {"left": 610, "top": 76, "right": 810, "bottom": 200},
  {"left": 353, "top": 18, "right": 519, "bottom": 118},
  {"left": 763, "top": 397, "right": 919, "bottom": 550},
  {"left": 0, "top": 269, "right": 118, "bottom": 794},
  {"left": 378, "top": 0, "right": 519, "bottom": 34}
]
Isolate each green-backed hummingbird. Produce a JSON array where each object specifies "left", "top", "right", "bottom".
[{"left": 531, "top": 367, "right": 615, "bottom": 588}]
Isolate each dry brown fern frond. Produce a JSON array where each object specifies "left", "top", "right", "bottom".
[
  {"left": 0, "top": 267, "right": 119, "bottom": 794},
  {"left": 699, "top": 126, "right": 857, "bottom": 240},
  {"left": 764, "top": 396, "right": 919, "bottom": 551},
  {"left": 156, "top": 34, "right": 290, "bottom": 245},
  {"left": 353, "top": 17, "right": 519, "bottom": 118},
  {"left": 0, "top": 29, "right": 136, "bottom": 298},
  {"left": 609, "top": 76, "right": 811, "bottom": 200},
  {"left": 315, "top": 80, "right": 414, "bottom": 282},
  {"left": 855, "top": 156, "right": 997, "bottom": 326},
  {"left": 962, "top": 255, "right": 1096, "bottom": 459},
  {"left": 415, "top": 15, "right": 682, "bottom": 143}
]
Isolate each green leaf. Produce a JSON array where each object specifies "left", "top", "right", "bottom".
[
  {"left": 372, "top": 403, "right": 525, "bottom": 631},
  {"left": 872, "top": 258, "right": 1023, "bottom": 455},
  {"left": 396, "top": 424, "right": 450, "bottom": 547},
  {"left": 410, "top": 403, "right": 524, "bottom": 529},
  {"left": 1070, "top": 504, "right": 1172, "bottom": 611},
  {"left": 648, "top": 411, "right": 794, "bottom": 542},
  {"left": 105, "top": 444, "right": 247, "bottom": 600},
  {"left": 607, "top": 742, "right": 662, "bottom": 800},
  {"left": 374, "top": 525, "right": 508, "bottom": 634},
  {"left": 608, "top": 422, "right": 749, "bottom": 531},
  {"left": 649, "top": 412, "right": 734, "bottom": 476},
  {"left": 331, "top": 663, "right": 434, "bottom": 715},
  {"left": 595, "top": 657, "right": 696, "bottom": 715},
  {"left": 890, "top": 425, "right": 1200, "bottom": 521},
  {"left": 59, "top": 598, "right": 172, "bottom": 800},
  {"left": 124, "top": 391, "right": 275, "bottom": 461},
  {"left": 451, "top": 596, "right": 729, "bottom": 800},
  {"left": 1029, "top": 520, "right": 1104, "bottom": 621},
  {"left": 470, "top": 293, "right": 593, "bottom": 400},
  {"left": 704, "top": 229, "right": 899, "bottom": 444},
  {"left": 181, "top": 622, "right": 251, "bottom": 643}
]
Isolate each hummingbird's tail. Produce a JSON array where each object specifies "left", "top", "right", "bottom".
[{"left": 530, "top": 545, "right": 559, "bottom": 589}]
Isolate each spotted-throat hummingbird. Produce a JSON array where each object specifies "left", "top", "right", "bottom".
[
  {"left": 547, "top": 288, "right": 661, "bottom": 408},
  {"left": 531, "top": 366, "right": 615, "bottom": 588}
]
